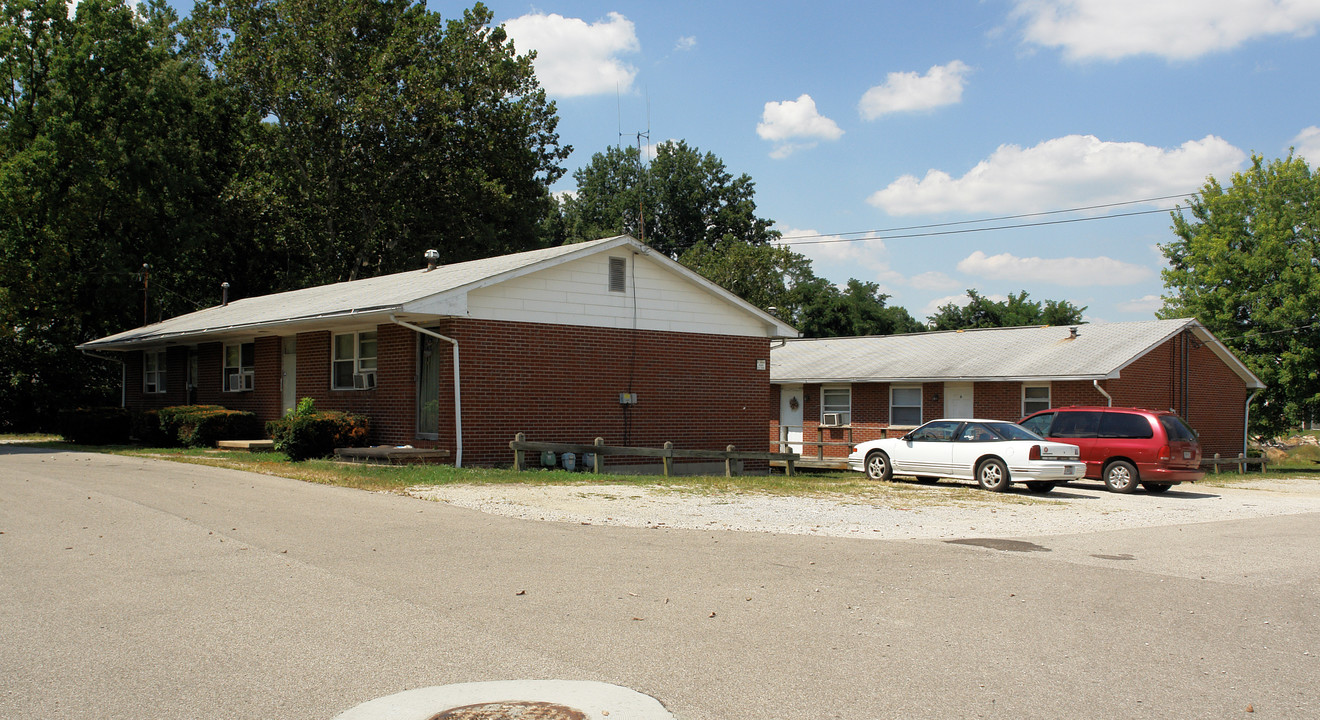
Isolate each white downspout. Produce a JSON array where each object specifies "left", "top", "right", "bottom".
[
  {"left": 1243, "top": 389, "right": 1261, "bottom": 458},
  {"left": 390, "top": 315, "right": 462, "bottom": 468},
  {"left": 1092, "top": 380, "right": 1113, "bottom": 407}
]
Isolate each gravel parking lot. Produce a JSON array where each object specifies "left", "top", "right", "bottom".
[{"left": 409, "top": 476, "right": 1320, "bottom": 540}]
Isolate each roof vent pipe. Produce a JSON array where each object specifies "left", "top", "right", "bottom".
[
  {"left": 221, "top": 282, "right": 230, "bottom": 306},
  {"left": 424, "top": 249, "right": 440, "bottom": 272},
  {"left": 1070, "top": 327, "right": 1079, "bottom": 339}
]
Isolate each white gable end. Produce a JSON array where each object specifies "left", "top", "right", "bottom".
[{"left": 466, "top": 251, "right": 769, "bottom": 336}]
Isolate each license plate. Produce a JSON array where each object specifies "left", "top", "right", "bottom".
[
  {"left": 1183, "top": 451, "right": 1192, "bottom": 459},
  {"left": 1064, "top": 466, "right": 1074, "bottom": 475}
]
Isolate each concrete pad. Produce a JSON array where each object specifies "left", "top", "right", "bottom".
[{"left": 332, "top": 680, "right": 673, "bottom": 720}]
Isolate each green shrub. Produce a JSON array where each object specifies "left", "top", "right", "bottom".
[
  {"left": 154, "top": 405, "right": 263, "bottom": 448},
  {"left": 58, "top": 407, "right": 132, "bottom": 445},
  {"left": 267, "top": 398, "right": 370, "bottom": 461},
  {"left": 130, "top": 409, "right": 171, "bottom": 446}
]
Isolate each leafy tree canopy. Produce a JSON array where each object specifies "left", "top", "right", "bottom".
[
  {"left": 927, "top": 289, "right": 1086, "bottom": 331},
  {"left": 1159, "top": 153, "right": 1319, "bottom": 436},
  {"left": 186, "top": 0, "right": 571, "bottom": 284},
  {"left": 558, "top": 140, "right": 777, "bottom": 258},
  {"left": 1, "top": 0, "right": 244, "bottom": 429}
]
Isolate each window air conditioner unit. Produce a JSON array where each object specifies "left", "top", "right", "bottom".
[
  {"left": 227, "top": 372, "right": 240, "bottom": 391},
  {"left": 353, "top": 371, "right": 377, "bottom": 390},
  {"left": 821, "top": 412, "right": 843, "bottom": 427}
]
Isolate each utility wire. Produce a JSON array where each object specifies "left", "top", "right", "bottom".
[
  {"left": 776, "top": 192, "right": 1199, "bottom": 245},
  {"left": 1217, "top": 322, "right": 1319, "bottom": 342}
]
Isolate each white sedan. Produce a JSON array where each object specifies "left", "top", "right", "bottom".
[{"left": 848, "top": 419, "right": 1085, "bottom": 493}]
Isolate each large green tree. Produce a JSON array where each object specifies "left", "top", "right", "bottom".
[
  {"left": 559, "top": 140, "right": 777, "bottom": 257},
  {"left": 0, "top": 0, "right": 246, "bottom": 430},
  {"left": 187, "top": 0, "right": 570, "bottom": 284},
  {"left": 927, "top": 289, "right": 1086, "bottom": 330},
  {"left": 1159, "top": 153, "right": 1319, "bottom": 436}
]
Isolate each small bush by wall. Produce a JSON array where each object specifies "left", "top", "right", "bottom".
[
  {"left": 267, "top": 398, "right": 370, "bottom": 461},
  {"left": 59, "top": 407, "right": 132, "bottom": 445}
]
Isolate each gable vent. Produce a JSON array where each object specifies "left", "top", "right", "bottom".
[{"left": 608, "top": 256, "right": 627, "bottom": 293}]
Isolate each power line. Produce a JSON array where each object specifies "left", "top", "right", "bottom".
[
  {"left": 776, "top": 192, "right": 1200, "bottom": 245},
  {"left": 1217, "top": 322, "right": 1319, "bottom": 343}
]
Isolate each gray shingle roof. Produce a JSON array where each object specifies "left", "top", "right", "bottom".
[
  {"left": 79, "top": 235, "right": 798, "bottom": 350},
  {"left": 80, "top": 237, "right": 627, "bottom": 349},
  {"left": 771, "top": 319, "right": 1263, "bottom": 387}
]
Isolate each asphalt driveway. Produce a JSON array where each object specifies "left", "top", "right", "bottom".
[{"left": 3, "top": 445, "right": 1318, "bottom": 719}]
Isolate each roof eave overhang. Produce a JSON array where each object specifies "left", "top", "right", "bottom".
[
  {"left": 75, "top": 305, "right": 424, "bottom": 351},
  {"left": 771, "top": 374, "right": 1113, "bottom": 384}
]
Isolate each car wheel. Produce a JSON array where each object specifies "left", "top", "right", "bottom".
[
  {"left": 1104, "top": 461, "right": 1140, "bottom": 494},
  {"left": 1143, "top": 482, "right": 1172, "bottom": 494},
  {"left": 865, "top": 451, "right": 893, "bottom": 482},
  {"left": 977, "top": 458, "right": 1010, "bottom": 492},
  {"left": 1026, "top": 481, "right": 1056, "bottom": 493},
  {"left": 916, "top": 476, "right": 940, "bottom": 485}
]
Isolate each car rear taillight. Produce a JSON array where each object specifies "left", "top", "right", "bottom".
[
  {"left": 1029, "top": 445, "right": 1041, "bottom": 460},
  {"left": 1158, "top": 444, "right": 1171, "bottom": 461}
]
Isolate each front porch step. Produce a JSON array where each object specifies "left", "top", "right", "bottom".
[
  {"left": 334, "top": 446, "right": 452, "bottom": 465},
  {"left": 216, "top": 439, "right": 275, "bottom": 451}
]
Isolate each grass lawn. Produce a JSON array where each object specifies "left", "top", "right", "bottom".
[{"left": 6, "top": 438, "right": 1058, "bottom": 506}]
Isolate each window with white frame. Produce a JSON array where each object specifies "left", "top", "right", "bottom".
[
  {"left": 1022, "top": 384, "right": 1051, "bottom": 416},
  {"left": 332, "top": 331, "right": 377, "bottom": 390},
  {"left": 143, "top": 350, "right": 167, "bottom": 394},
  {"left": 223, "top": 342, "right": 255, "bottom": 392},
  {"left": 890, "top": 385, "right": 922, "bottom": 426},
  {"left": 820, "top": 385, "right": 851, "bottom": 426}
]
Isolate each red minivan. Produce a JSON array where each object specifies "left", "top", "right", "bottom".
[{"left": 1018, "top": 407, "right": 1204, "bottom": 494}]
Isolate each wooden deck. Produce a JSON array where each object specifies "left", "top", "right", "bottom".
[{"left": 334, "top": 446, "right": 452, "bottom": 465}]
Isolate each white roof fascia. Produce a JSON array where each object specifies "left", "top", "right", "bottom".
[{"left": 772, "top": 374, "right": 1111, "bottom": 385}]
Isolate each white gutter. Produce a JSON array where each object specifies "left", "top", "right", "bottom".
[
  {"left": 390, "top": 315, "right": 462, "bottom": 468},
  {"left": 1092, "top": 380, "right": 1113, "bottom": 407},
  {"left": 80, "top": 349, "right": 127, "bottom": 408},
  {"left": 1243, "top": 389, "right": 1261, "bottom": 458}
]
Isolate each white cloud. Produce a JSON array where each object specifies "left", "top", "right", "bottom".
[
  {"left": 502, "top": 12, "right": 640, "bottom": 97},
  {"left": 757, "top": 94, "right": 844, "bottom": 158},
  {"left": 908, "top": 271, "right": 962, "bottom": 291},
  {"left": 675, "top": 35, "right": 697, "bottom": 51},
  {"left": 859, "top": 60, "right": 971, "bottom": 120},
  {"left": 1292, "top": 126, "right": 1320, "bottom": 166},
  {"left": 1012, "top": 0, "right": 1320, "bottom": 61},
  {"left": 1116, "top": 294, "right": 1165, "bottom": 314},
  {"left": 868, "top": 134, "right": 1246, "bottom": 215},
  {"left": 956, "top": 250, "right": 1156, "bottom": 285}
]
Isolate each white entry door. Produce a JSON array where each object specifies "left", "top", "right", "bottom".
[
  {"left": 944, "top": 382, "right": 974, "bottom": 419},
  {"left": 779, "top": 384, "right": 804, "bottom": 454},
  {"left": 281, "top": 338, "right": 297, "bottom": 416}
]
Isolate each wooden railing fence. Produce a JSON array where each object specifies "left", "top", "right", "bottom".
[{"left": 510, "top": 433, "right": 800, "bottom": 477}]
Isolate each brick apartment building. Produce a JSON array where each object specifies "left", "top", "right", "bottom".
[
  {"left": 79, "top": 236, "right": 798, "bottom": 467},
  {"left": 771, "top": 319, "right": 1264, "bottom": 461}
]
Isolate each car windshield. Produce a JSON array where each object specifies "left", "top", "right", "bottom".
[{"left": 982, "top": 421, "right": 1042, "bottom": 441}]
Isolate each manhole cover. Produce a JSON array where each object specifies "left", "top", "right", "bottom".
[{"left": 429, "top": 701, "right": 587, "bottom": 720}]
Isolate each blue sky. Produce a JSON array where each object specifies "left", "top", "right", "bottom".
[
  {"left": 177, "top": 0, "right": 1320, "bottom": 324},
  {"left": 465, "top": 0, "right": 1320, "bottom": 324}
]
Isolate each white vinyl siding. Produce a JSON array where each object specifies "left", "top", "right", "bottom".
[{"left": 890, "top": 385, "right": 922, "bottom": 426}]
